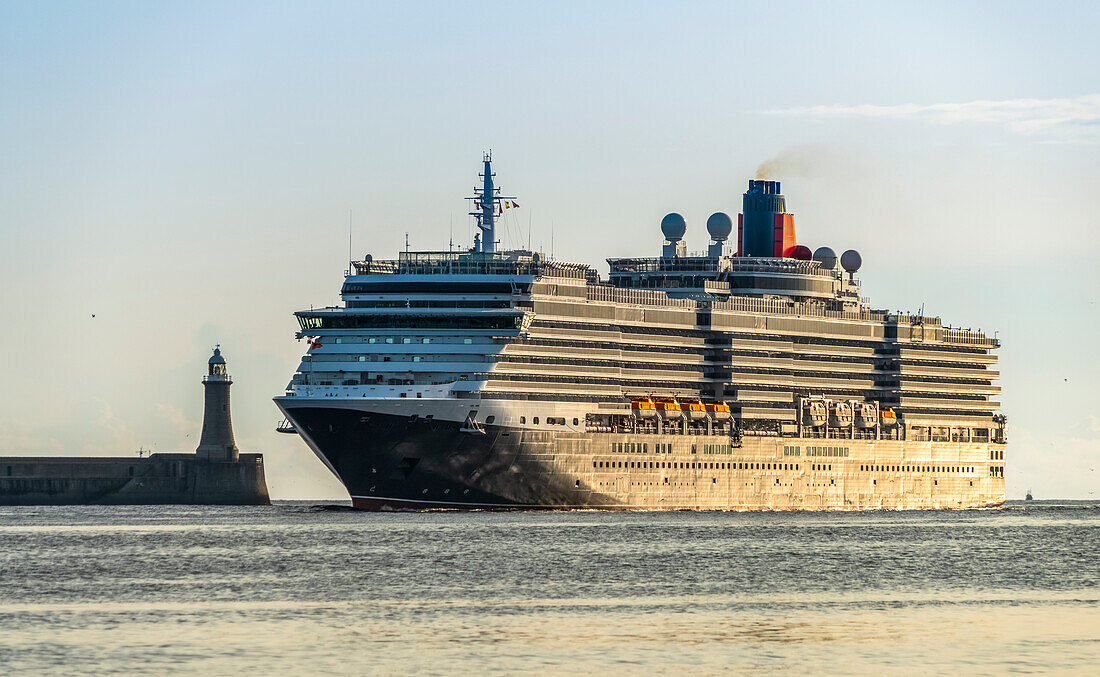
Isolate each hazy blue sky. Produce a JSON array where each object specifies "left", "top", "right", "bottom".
[{"left": 1, "top": 1, "right": 1097, "bottom": 499}]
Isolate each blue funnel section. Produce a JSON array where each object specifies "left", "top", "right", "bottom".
[{"left": 741, "top": 180, "right": 786, "bottom": 257}]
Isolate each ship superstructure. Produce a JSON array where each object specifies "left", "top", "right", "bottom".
[{"left": 275, "top": 158, "right": 1006, "bottom": 510}]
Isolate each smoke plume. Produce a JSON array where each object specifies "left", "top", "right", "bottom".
[{"left": 755, "top": 145, "right": 832, "bottom": 180}]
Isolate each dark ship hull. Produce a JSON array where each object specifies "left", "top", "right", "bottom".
[{"left": 287, "top": 407, "right": 609, "bottom": 510}]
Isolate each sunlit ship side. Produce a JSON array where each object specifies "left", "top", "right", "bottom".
[{"left": 275, "top": 155, "right": 1007, "bottom": 510}]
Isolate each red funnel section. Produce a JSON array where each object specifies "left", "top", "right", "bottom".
[{"left": 773, "top": 213, "right": 797, "bottom": 257}]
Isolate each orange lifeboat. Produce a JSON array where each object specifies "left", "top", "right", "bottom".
[
  {"left": 703, "top": 401, "right": 732, "bottom": 421},
  {"left": 630, "top": 397, "right": 657, "bottom": 418},
  {"left": 880, "top": 408, "right": 898, "bottom": 427},
  {"left": 654, "top": 398, "right": 683, "bottom": 420},
  {"left": 681, "top": 399, "right": 707, "bottom": 420}
]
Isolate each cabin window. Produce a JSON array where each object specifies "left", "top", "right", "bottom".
[
  {"left": 533, "top": 417, "right": 539, "bottom": 424},
  {"left": 463, "top": 338, "right": 473, "bottom": 344},
  {"left": 485, "top": 416, "right": 495, "bottom": 424},
  {"left": 520, "top": 416, "right": 526, "bottom": 424},
  {"left": 573, "top": 418, "right": 579, "bottom": 426}
]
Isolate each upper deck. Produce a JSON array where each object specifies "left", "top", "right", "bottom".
[{"left": 351, "top": 251, "right": 594, "bottom": 281}]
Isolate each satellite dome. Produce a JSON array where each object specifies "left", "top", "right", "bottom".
[
  {"left": 788, "top": 245, "right": 812, "bottom": 261},
  {"left": 661, "top": 213, "right": 687, "bottom": 241},
  {"left": 706, "top": 212, "right": 733, "bottom": 241},
  {"left": 209, "top": 346, "right": 226, "bottom": 364},
  {"left": 813, "top": 246, "right": 837, "bottom": 270},
  {"left": 841, "top": 249, "right": 862, "bottom": 273}
]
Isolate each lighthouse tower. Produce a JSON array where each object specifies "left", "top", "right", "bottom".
[{"left": 196, "top": 346, "right": 240, "bottom": 462}]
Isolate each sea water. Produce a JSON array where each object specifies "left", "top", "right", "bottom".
[{"left": 0, "top": 501, "right": 1096, "bottom": 675}]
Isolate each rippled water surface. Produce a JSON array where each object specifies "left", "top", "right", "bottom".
[{"left": 0, "top": 501, "right": 1097, "bottom": 675}]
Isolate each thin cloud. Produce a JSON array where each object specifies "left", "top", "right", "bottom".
[{"left": 767, "top": 95, "right": 1100, "bottom": 143}]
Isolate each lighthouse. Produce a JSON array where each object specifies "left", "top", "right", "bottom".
[{"left": 196, "top": 346, "right": 240, "bottom": 461}]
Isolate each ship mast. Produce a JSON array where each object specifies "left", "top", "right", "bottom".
[{"left": 468, "top": 151, "right": 515, "bottom": 253}]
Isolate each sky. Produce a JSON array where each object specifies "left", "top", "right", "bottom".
[{"left": 1, "top": 1, "right": 1097, "bottom": 499}]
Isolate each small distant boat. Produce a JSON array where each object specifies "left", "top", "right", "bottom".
[{"left": 1025, "top": 489, "right": 1033, "bottom": 501}]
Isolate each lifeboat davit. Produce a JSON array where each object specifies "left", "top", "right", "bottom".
[
  {"left": 654, "top": 398, "right": 683, "bottom": 419},
  {"left": 704, "top": 401, "right": 732, "bottom": 421},
  {"left": 805, "top": 401, "right": 828, "bottom": 427},
  {"left": 630, "top": 398, "right": 657, "bottom": 418},
  {"left": 681, "top": 399, "right": 707, "bottom": 420}
]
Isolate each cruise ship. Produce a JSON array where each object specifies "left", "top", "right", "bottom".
[{"left": 275, "top": 155, "right": 1007, "bottom": 510}]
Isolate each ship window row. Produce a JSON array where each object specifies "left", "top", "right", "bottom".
[
  {"left": 612, "top": 274, "right": 833, "bottom": 294},
  {"left": 909, "top": 427, "right": 989, "bottom": 442},
  {"left": 611, "top": 442, "right": 651, "bottom": 453},
  {"left": 345, "top": 300, "right": 513, "bottom": 309},
  {"left": 499, "top": 355, "right": 705, "bottom": 373},
  {"left": 990, "top": 448, "right": 1003, "bottom": 460},
  {"left": 529, "top": 326, "right": 913, "bottom": 360},
  {"left": 592, "top": 461, "right": 800, "bottom": 471},
  {"left": 517, "top": 416, "right": 579, "bottom": 426},
  {"left": 486, "top": 373, "right": 706, "bottom": 389},
  {"left": 806, "top": 446, "right": 849, "bottom": 457},
  {"left": 859, "top": 465, "right": 974, "bottom": 473},
  {"left": 313, "top": 354, "right": 486, "bottom": 364},
  {"left": 341, "top": 282, "right": 531, "bottom": 294},
  {"left": 721, "top": 349, "right": 880, "bottom": 366},
  {"left": 700, "top": 444, "right": 732, "bottom": 455},
  {"left": 533, "top": 319, "right": 712, "bottom": 340},
  {"left": 297, "top": 315, "right": 522, "bottom": 330},
  {"left": 897, "top": 407, "right": 998, "bottom": 419},
  {"left": 989, "top": 466, "right": 1003, "bottom": 477},
  {"left": 589, "top": 459, "right": 988, "bottom": 474},
  {"left": 888, "top": 342, "right": 991, "bottom": 356},
  {"left": 319, "top": 337, "right": 480, "bottom": 345},
  {"left": 520, "top": 337, "right": 701, "bottom": 356}
]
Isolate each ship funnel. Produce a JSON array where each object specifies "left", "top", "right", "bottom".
[{"left": 738, "top": 179, "right": 797, "bottom": 257}]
